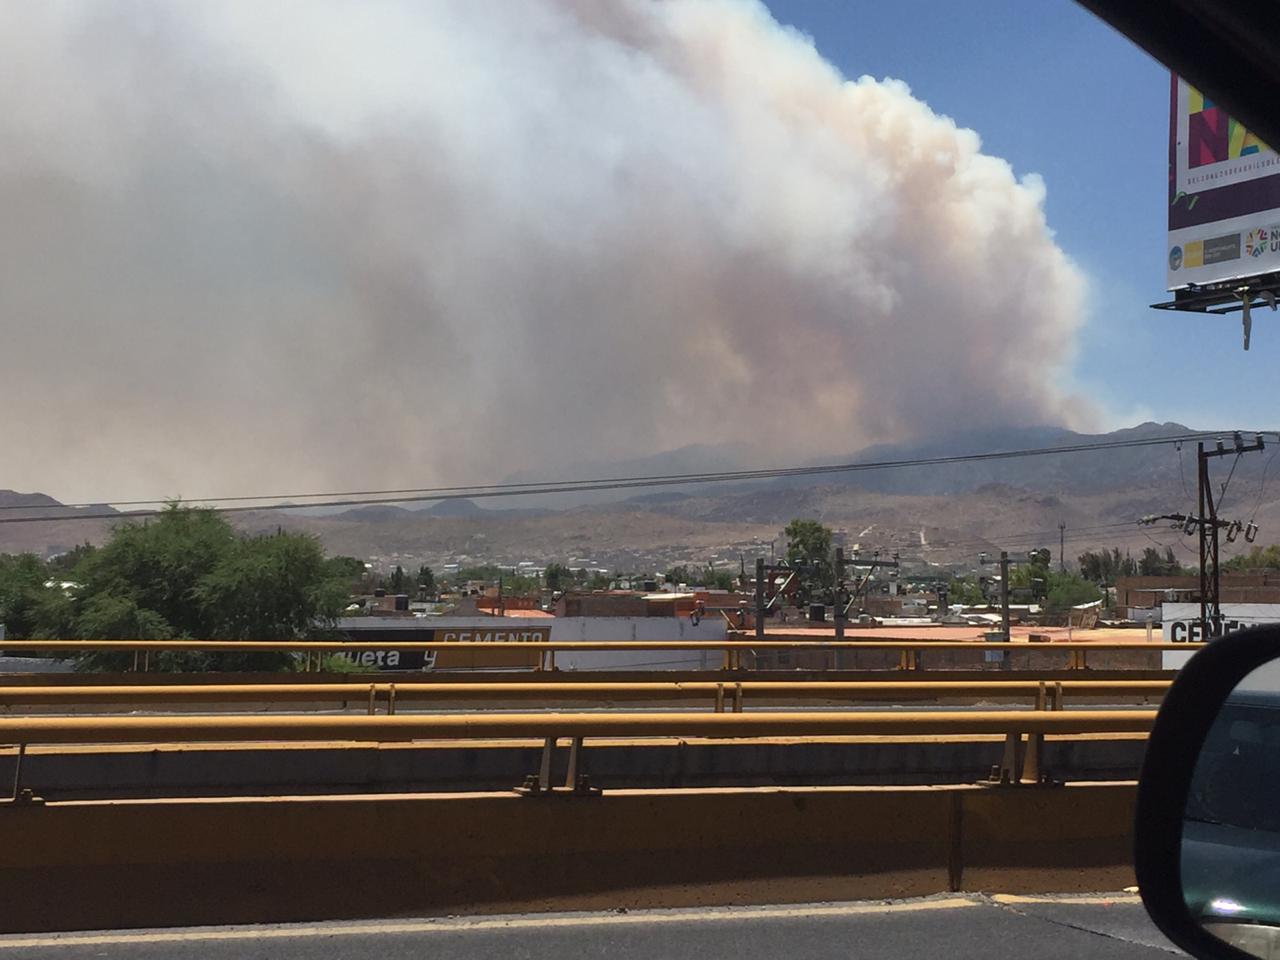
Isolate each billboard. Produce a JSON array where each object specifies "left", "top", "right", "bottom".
[
  {"left": 334, "top": 624, "right": 551, "bottom": 671},
  {"left": 1161, "top": 602, "right": 1280, "bottom": 669},
  {"left": 1167, "top": 74, "right": 1280, "bottom": 289}
]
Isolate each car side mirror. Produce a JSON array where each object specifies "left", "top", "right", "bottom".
[{"left": 1137, "top": 625, "right": 1280, "bottom": 959}]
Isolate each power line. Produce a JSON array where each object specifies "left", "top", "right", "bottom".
[
  {"left": 1251, "top": 445, "right": 1280, "bottom": 524},
  {"left": 0, "top": 429, "right": 1265, "bottom": 525}
]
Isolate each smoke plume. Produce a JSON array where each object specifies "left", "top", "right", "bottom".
[{"left": 0, "top": 0, "right": 1091, "bottom": 502}]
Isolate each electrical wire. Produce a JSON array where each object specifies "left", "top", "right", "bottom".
[
  {"left": 0, "top": 430, "right": 1253, "bottom": 525},
  {"left": 1251, "top": 445, "right": 1280, "bottom": 523},
  {"left": 5, "top": 427, "right": 1269, "bottom": 527},
  {"left": 1219, "top": 451, "right": 1243, "bottom": 505},
  {"left": 1177, "top": 442, "right": 1193, "bottom": 502}
]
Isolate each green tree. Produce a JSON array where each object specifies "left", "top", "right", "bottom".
[
  {"left": 46, "top": 543, "right": 97, "bottom": 573},
  {"left": 699, "top": 566, "right": 736, "bottom": 590},
  {"left": 665, "top": 565, "right": 691, "bottom": 586},
  {"left": 416, "top": 564, "right": 436, "bottom": 596},
  {"left": 1224, "top": 545, "right": 1280, "bottom": 572},
  {"left": 784, "top": 518, "right": 834, "bottom": 599},
  {"left": 388, "top": 565, "right": 408, "bottom": 594},
  {"left": 543, "top": 563, "right": 569, "bottom": 592},
  {"left": 1138, "top": 546, "right": 1184, "bottom": 576},
  {"left": 1077, "top": 547, "right": 1137, "bottom": 586},
  {"left": 947, "top": 576, "right": 988, "bottom": 606},
  {"left": 195, "top": 533, "right": 346, "bottom": 642},
  {"left": 1010, "top": 548, "right": 1052, "bottom": 601},
  {"left": 325, "top": 556, "right": 367, "bottom": 591},
  {"left": 70, "top": 505, "right": 236, "bottom": 639},
  {"left": 1044, "top": 572, "right": 1102, "bottom": 615},
  {"left": 32, "top": 506, "right": 353, "bottom": 672},
  {"left": 784, "top": 519, "right": 833, "bottom": 564},
  {"left": 0, "top": 553, "right": 54, "bottom": 639}
]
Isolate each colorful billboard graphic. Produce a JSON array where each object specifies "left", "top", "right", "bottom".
[{"left": 1168, "top": 74, "right": 1280, "bottom": 289}]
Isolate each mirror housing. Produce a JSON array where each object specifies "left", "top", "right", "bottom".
[{"left": 1137, "top": 625, "right": 1280, "bottom": 959}]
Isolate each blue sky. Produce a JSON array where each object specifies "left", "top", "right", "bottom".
[{"left": 763, "top": 0, "right": 1275, "bottom": 433}]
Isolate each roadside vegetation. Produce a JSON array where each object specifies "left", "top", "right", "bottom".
[{"left": 0, "top": 505, "right": 352, "bottom": 671}]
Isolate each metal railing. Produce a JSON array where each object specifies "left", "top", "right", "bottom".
[
  {"left": 0, "top": 638, "right": 1198, "bottom": 672},
  {"left": 0, "top": 710, "right": 1156, "bottom": 742},
  {"left": 0, "top": 706, "right": 1155, "bottom": 801},
  {"left": 0, "top": 679, "right": 1171, "bottom": 713}
]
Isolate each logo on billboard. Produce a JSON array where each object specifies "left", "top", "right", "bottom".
[
  {"left": 1169, "top": 246, "right": 1183, "bottom": 270},
  {"left": 1187, "top": 88, "right": 1265, "bottom": 169},
  {"left": 1203, "top": 233, "right": 1242, "bottom": 265},
  {"left": 1246, "top": 228, "right": 1269, "bottom": 257}
]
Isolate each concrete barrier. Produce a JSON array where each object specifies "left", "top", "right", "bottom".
[{"left": 0, "top": 782, "right": 1136, "bottom": 933}]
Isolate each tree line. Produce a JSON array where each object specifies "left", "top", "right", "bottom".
[{"left": 0, "top": 506, "right": 355, "bottom": 671}]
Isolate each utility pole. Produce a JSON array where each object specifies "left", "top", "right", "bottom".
[
  {"left": 1197, "top": 434, "right": 1266, "bottom": 636},
  {"left": 1000, "top": 550, "right": 1011, "bottom": 642},
  {"left": 1058, "top": 522, "right": 1066, "bottom": 573},
  {"left": 833, "top": 547, "right": 846, "bottom": 641},
  {"left": 755, "top": 558, "right": 766, "bottom": 640},
  {"left": 832, "top": 549, "right": 899, "bottom": 632}
]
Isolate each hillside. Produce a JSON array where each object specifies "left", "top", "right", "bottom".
[{"left": 2, "top": 422, "right": 1275, "bottom": 571}]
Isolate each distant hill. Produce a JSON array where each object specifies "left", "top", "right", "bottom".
[
  {"left": 2, "top": 422, "right": 1275, "bottom": 568},
  {"left": 420, "top": 498, "right": 486, "bottom": 518},
  {"left": 787, "top": 422, "right": 1248, "bottom": 497},
  {"left": 0, "top": 490, "right": 120, "bottom": 558},
  {"left": 0, "top": 490, "right": 67, "bottom": 512}
]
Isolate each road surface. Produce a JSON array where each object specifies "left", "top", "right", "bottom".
[{"left": 0, "top": 892, "right": 1180, "bottom": 959}]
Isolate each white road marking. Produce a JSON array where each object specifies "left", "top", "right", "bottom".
[{"left": 0, "top": 898, "right": 980, "bottom": 950}]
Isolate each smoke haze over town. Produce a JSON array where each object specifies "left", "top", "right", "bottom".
[{"left": 0, "top": 0, "right": 1094, "bottom": 503}]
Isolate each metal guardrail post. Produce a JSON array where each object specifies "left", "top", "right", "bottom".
[
  {"left": 992, "top": 732, "right": 1023, "bottom": 784},
  {"left": 732, "top": 683, "right": 744, "bottom": 713},
  {"left": 564, "top": 736, "right": 581, "bottom": 789},
  {"left": 714, "top": 684, "right": 725, "bottom": 713},
  {"left": 563, "top": 736, "right": 599, "bottom": 795},
  {"left": 367, "top": 685, "right": 377, "bottom": 716},
  {"left": 387, "top": 684, "right": 397, "bottom": 715},
  {"left": 4, "top": 742, "right": 38, "bottom": 806},
  {"left": 9, "top": 743, "right": 23, "bottom": 802},
  {"left": 517, "top": 736, "right": 600, "bottom": 797},
  {"left": 1020, "top": 684, "right": 1047, "bottom": 785},
  {"left": 537, "top": 737, "right": 555, "bottom": 792}
]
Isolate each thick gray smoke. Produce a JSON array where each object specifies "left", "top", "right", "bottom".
[{"left": 0, "top": 0, "right": 1092, "bottom": 502}]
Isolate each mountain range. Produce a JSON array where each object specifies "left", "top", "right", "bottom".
[{"left": 3, "top": 422, "right": 1276, "bottom": 572}]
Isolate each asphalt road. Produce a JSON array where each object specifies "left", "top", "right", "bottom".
[{"left": 0, "top": 893, "right": 1181, "bottom": 960}]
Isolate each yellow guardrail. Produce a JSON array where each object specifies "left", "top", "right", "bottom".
[
  {"left": 0, "top": 637, "right": 1197, "bottom": 671},
  {"left": 0, "top": 639, "right": 1197, "bottom": 651},
  {"left": 0, "top": 679, "right": 1170, "bottom": 713},
  {"left": 0, "top": 708, "right": 1156, "bottom": 743},
  {"left": 0, "top": 708, "right": 1156, "bottom": 800}
]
